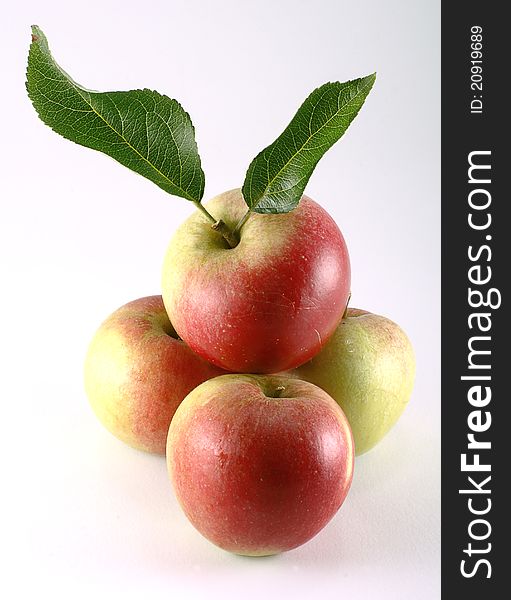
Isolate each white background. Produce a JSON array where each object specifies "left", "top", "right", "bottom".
[{"left": 1, "top": 1, "right": 440, "bottom": 598}]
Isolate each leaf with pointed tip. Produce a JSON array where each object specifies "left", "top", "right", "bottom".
[
  {"left": 26, "top": 25, "right": 205, "bottom": 203},
  {"left": 242, "top": 75, "right": 376, "bottom": 214}
]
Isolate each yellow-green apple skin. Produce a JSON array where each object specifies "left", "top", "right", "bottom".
[
  {"left": 167, "top": 374, "right": 354, "bottom": 556},
  {"left": 161, "top": 188, "right": 351, "bottom": 374},
  {"left": 84, "top": 295, "right": 226, "bottom": 454},
  {"left": 294, "top": 308, "right": 415, "bottom": 455}
]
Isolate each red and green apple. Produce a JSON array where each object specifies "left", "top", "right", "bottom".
[
  {"left": 167, "top": 373, "right": 354, "bottom": 556},
  {"left": 84, "top": 295, "right": 226, "bottom": 454},
  {"left": 294, "top": 308, "right": 415, "bottom": 455},
  {"left": 161, "top": 189, "right": 351, "bottom": 374}
]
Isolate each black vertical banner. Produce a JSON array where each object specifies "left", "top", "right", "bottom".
[{"left": 442, "top": 2, "right": 506, "bottom": 596}]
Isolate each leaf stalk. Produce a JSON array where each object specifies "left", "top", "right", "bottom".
[
  {"left": 193, "top": 201, "right": 217, "bottom": 225},
  {"left": 233, "top": 209, "right": 252, "bottom": 238},
  {"left": 194, "top": 202, "right": 238, "bottom": 249}
]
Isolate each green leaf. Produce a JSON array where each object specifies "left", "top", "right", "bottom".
[
  {"left": 26, "top": 25, "right": 205, "bottom": 203},
  {"left": 242, "top": 75, "right": 376, "bottom": 214}
]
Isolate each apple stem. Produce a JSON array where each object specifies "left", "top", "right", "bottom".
[
  {"left": 194, "top": 201, "right": 238, "bottom": 248},
  {"left": 342, "top": 292, "right": 352, "bottom": 320},
  {"left": 233, "top": 209, "right": 252, "bottom": 237},
  {"left": 274, "top": 385, "right": 286, "bottom": 398},
  {"left": 211, "top": 220, "right": 239, "bottom": 249}
]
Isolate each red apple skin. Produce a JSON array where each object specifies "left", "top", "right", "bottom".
[
  {"left": 167, "top": 374, "right": 354, "bottom": 556},
  {"left": 162, "top": 189, "right": 351, "bottom": 373},
  {"left": 84, "top": 296, "right": 226, "bottom": 454}
]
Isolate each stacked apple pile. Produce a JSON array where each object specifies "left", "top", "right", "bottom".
[
  {"left": 83, "top": 190, "right": 415, "bottom": 556},
  {"left": 27, "top": 27, "right": 415, "bottom": 557}
]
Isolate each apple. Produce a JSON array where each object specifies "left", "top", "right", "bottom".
[
  {"left": 161, "top": 188, "right": 351, "bottom": 373},
  {"left": 167, "top": 374, "right": 354, "bottom": 556},
  {"left": 294, "top": 308, "right": 415, "bottom": 455},
  {"left": 84, "top": 295, "right": 226, "bottom": 454}
]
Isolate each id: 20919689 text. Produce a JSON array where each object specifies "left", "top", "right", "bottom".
[{"left": 470, "top": 25, "right": 484, "bottom": 114}]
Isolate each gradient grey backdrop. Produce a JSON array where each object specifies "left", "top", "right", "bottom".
[{"left": 1, "top": 1, "right": 440, "bottom": 598}]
